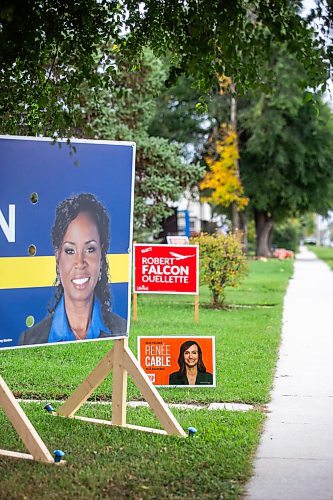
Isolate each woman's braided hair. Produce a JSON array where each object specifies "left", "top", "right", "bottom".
[{"left": 48, "top": 193, "right": 112, "bottom": 330}]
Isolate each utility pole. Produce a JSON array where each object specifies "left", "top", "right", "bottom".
[
  {"left": 230, "top": 87, "right": 248, "bottom": 251},
  {"left": 230, "top": 92, "right": 240, "bottom": 234}
]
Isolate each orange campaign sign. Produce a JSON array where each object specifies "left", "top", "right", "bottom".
[{"left": 138, "top": 336, "right": 216, "bottom": 387}]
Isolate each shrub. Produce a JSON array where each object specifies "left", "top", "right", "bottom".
[
  {"left": 272, "top": 220, "right": 301, "bottom": 253},
  {"left": 190, "top": 232, "right": 248, "bottom": 308}
]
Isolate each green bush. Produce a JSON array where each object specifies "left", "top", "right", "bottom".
[
  {"left": 190, "top": 232, "right": 248, "bottom": 307},
  {"left": 272, "top": 220, "right": 301, "bottom": 253},
  {"left": 246, "top": 218, "right": 256, "bottom": 255}
]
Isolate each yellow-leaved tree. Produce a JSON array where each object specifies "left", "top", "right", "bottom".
[{"left": 200, "top": 123, "right": 248, "bottom": 211}]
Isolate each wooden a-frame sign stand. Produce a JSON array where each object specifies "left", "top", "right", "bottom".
[
  {"left": 0, "top": 338, "right": 185, "bottom": 466},
  {"left": 56, "top": 338, "right": 186, "bottom": 437},
  {"left": 0, "top": 375, "right": 54, "bottom": 463}
]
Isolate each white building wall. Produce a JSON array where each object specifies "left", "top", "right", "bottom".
[{"left": 174, "top": 195, "right": 228, "bottom": 234}]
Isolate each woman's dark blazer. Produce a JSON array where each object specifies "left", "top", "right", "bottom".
[
  {"left": 169, "top": 370, "right": 213, "bottom": 385},
  {"left": 19, "top": 312, "right": 127, "bottom": 346}
]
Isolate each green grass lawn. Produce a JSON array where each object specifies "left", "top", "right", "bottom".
[
  {"left": 0, "top": 258, "right": 293, "bottom": 499},
  {"left": 307, "top": 245, "right": 333, "bottom": 270},
  {"left": 1, "top": 404, "right": 263, "bottom": 499}
]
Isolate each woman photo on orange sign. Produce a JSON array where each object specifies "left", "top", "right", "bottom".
[
  {"left": 19, "top": 193, "right": 126, "bottom": 345},
  {"left": 169, "top": 340, "right": 213, "bottom": 386}
]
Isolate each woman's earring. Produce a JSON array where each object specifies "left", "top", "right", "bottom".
[
  {"left": 98, "top": 270, "right": 102, "bottom": 281},
  {"left": 56, "top": 267, "right": 61, "bottom": 286}
]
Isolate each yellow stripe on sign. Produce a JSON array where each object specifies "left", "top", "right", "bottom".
[
  {"left": 106, "top": 254, "right": 130, "bottom": 284},
  {"left": 0, "top": 254, "right": 129, "bottom": 290}
]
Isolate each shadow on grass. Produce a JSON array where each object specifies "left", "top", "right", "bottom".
[{"left": 200, "top": 303, "right": 276, "bottom": 310}]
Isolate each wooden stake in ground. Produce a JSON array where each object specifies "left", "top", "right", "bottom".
[
  {"left": 133, "top": 292, "right": 138, "bottom": 321},
  {"left": 57, "top": 338, "right": 186, "bottom": 437},
  {"left": 132, "top": 241, "right": 138, "bottom": 321},
  {"left": 0, "top": 375, "right": 54, "bottom": 463},
  {"left": 194, "top": 294, "right": 199, "bottom": 322}
]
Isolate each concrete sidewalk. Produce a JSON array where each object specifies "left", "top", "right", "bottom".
[{"left": 245, "top": 246, "right": 333, "bottom": 500}]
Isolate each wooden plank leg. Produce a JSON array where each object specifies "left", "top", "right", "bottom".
[
  {"left": 0, "top": 376, "right": 54, "bottom": 463},
  {"left": 56, "top": 339, "right": 185, "bottom": 438},
  {"left": 57, "top": 349, "right": 114, "bottom": 418},
  {"left": 194, "top": 294, "right": 199, "bottom": 323},
  {"left": 133, "top": 293, "right": 138, "bottom": 321},
  {"left": 0, "top": 449, "right": 34, "bottom": 461},
  {"left": 111, "top": 339, "right": 128, "bottom": 426},
  {"left": 70, "top": 416, "right": 168, "bottom": 435},
  {"left": 122, "top": 345, "right": 186, "bottom": 437}
]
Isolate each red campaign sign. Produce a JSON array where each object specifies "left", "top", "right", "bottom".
[{"left": 133, "top": 244, "right": 199, "bottom": 294}]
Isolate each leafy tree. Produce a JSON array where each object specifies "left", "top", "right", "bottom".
[
  {"left": 0, "top": 1, "right": 205, "bottom": 238},
  {"left": 0, "top": 1, "right": 121, "bottom": 135},
  {"left": 150, "top": 48, "right": 333, "bottom": 257},
  {"left": 190, "top": 232, "right": 248, "bottom": 308},
  {"left": 81, "top": 49, "right": 204, "bottom": 237},
  {"left": 149, "top": 74, "right": 206, "bottom": 159},
  {"left": 200, "top": 123, "right": 249, "bottom": 211},
  {"left": 118, "top": 1, "right": 329, "bottom": 94},
  {"left": 2, "top": 2, "right": 332, "bottom": 249},
  {"left": 149, "top": 73, "right": 241, "bottom": 213},
  {"left": 271, "top": 219, "right": 302, "bottom": 253},
  {"left": 299, "top": 213, "right": 317, "bottom": 240},
  {"left": 238, "top": 50, "right": 333, "bottom": 256},
  {"left": 0, "top": 0, "right": 330, "bottom": 135}
]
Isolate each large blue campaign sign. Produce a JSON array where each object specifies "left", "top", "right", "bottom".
[{"left": 0, "top": 136, "right": 135, "bottom": 349}]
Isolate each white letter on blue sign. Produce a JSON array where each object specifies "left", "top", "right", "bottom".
[{"left": 0, "top": 205, "right": 15, "bottom": 242}]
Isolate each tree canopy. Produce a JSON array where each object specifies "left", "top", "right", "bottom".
[
  {"left": 2, "top": 1, "right": 333, "bottom": 248},
  {"left": 0, "top": 0, "right": 331, "bottom": 136},
  {"left": 200, "top": 124, "right": 249, "bottom": 211},
  {"left": 237, "top": 52, "right": 333, "bottom": 255},
  {"left": 80, "top": 49, "right": 204, "bottom": 237},
  {"left": 149, "top": 47, "right": 333, "bottom": 255}
]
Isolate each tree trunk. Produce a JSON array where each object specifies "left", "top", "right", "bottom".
[
  {"left": 255, "top": 210, "right": 274, "bottom": 257},
  {"left": 239, "top": 210, "right": 248, "bottom": 254},
  {"left": 231, "top": 201, "right": 240, "bottom": 234},
  {"left": 212, "top": 289, "right": 221, "bottom": 308},
  {"left": 230, "top": 92, "right": 242, "bottom": 237}
]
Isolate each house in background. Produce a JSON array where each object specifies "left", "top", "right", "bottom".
[
  {"left": 159, "top": 196, "right": 228, "bottom": 242},
  {"left": 303, "top": 213, "right": 333, "bottom": 247},
  {"left": 315, "top": 213, "right": 333, "bottom": 246}
]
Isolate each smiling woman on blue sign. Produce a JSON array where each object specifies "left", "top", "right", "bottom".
[{"left": 19, "top": 193, "right": 126, "bottom": 345}]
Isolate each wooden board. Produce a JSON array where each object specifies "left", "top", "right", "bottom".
[
  {"left": 56, "top": 339, "right": 186, "bottom": 437},
  {"left": 0, "top": 375, "right": 54, "bottom": 463}
]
